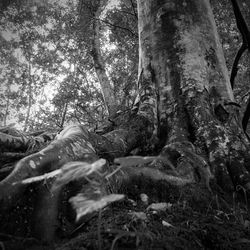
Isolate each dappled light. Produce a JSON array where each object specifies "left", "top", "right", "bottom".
[{"left": 1, "top": 0, "right": 250, "bottom": 249}]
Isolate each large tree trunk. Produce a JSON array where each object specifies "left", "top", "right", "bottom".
[
  {"left": 1, "top": 0, "right": 250, "bottom": 243},
  {"left": 138, "top": 0, "right": 250, "bottom": 191}
]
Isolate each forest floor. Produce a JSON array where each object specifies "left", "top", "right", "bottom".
[{"left": 1, "top": 177, "right": 250, "bottom": 250}]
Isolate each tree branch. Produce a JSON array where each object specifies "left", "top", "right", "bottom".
[
  {"left": 129, "top": 0, "right": 137, "bottom": 20},
  {"left": 230, "top": 43, "right": 247, "bottom": 89},
  {"left": 115, "top": 9, "right": 137, "bottom": 18},
  {"left": 230, "top": 0, "right": 250, "bottom": 89},
  {"left": 231, "top": 0, "right": 250, "bottom": 45},
  {"left": 95, "top": 18, "right": 138, "bottom": 37},
  {"left": 242, "top": 96, "right": 250, "bottom": 132}
]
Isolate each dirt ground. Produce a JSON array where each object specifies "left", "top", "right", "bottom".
[{"left": 1, "top": 177, "right": 250, "bottom": 250}]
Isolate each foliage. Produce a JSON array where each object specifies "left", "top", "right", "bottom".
[
  {"left": 70, "top": 193, "right": 124, "bottom": 221},
  {"left": 0, "top": 0, "right": 139, "bottom": 131},
  {"left": 0, "top": 0, "right": 249, "bottom": 132}
]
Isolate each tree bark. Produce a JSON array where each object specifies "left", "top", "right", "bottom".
[
  {"left": 3, "top": 86, "right": 10, "bottom": 127},
  {"left": 23, "top": 61, "right": 33, "bottom": 132},
  {"left": 59, "top": 102, "right": 68, "bottom": 129},
  {"left": 1, "top": 0, "right": 250, "bottom": 242},
  {"left": 137, "top": 0, "right": 250, "bottom": 191},
  {"left": 90, "top": 0, "right": 118, "bottom": 116}
]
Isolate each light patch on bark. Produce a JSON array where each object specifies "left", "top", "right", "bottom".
[
  {"left": 177, "top": 25, "right": 208, "bottom": 94},
  {"left": 29, "top": 160, "right": 36, "bottom": 169},
  {"left": 162, "top": 85, "right": 172, "bottom": 93},
  {"left": 72, "top": 140, "right": 95, "bottom": 157},
  {"left": 57, "top": 125, "right": 84, "bottom": 139},
  {"left": 172, "top": 0, "right": 234, "bottom": 102},
  {"left": 161, "top": 2, "right": 176, "bottom": 11},
  {"left": 72, "top": 141, "right": 85, "bottom": 156},
  {"left": 138, "top": 96, "right": 158, "bottom": 121},
  {"left": 41, "top": 143, "right": 55, "bottom": 152},
  {"left": 204, "top": 0, "right": 234, "bottom": 101},
  {"left": 115, "top": 138, "right": 127, "bottom": 151},
  {"left": 209, "top": 133, "right": 229, "bottom": 158},
  {"left": 216, "top": 133, "right": 230, "bottom": 150},
  {"left": 85, "top": 141, "right": 96, "bottom": 153}
]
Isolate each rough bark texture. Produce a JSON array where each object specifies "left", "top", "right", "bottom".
[
  {"left": 0, "top": 111, "right": 153, "bottom": 240},
  {"left": 1, "top": 0, "right": 250, "bottom": 243},
  {"left": 0, "top": 128, "right": 55, "bottom": 153},
  {"left": 137, "top": 0, "right": 250, "bottom": 191}
]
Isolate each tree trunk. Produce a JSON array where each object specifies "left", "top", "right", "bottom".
[
  {"left": 137, "top": 0, "right": 250, "bottom": 191},
  {"left": 3, "top": 88, "right": 10, "bottom": 127},
  {"left": 1, "top": 0, "right": 250, "bottom": 243},
  {"left": 91, "top": 0, "right": 118, "bottom": 116},
  {"left": 59, "top": 103, "right": 68, "bottom": 129},
  {"left": 23, "top": 61, "right": 33, "bottom": 132}
]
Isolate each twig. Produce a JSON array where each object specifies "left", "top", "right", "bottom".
[
  {"left": 129, "top": 0, "right": 137, "bottom": 20},
  {"left": 115, "top": 9, "right": 137, "bottom": 18},
  {"left": 94, "top": 17, "right": 138, "bottom": 37}
]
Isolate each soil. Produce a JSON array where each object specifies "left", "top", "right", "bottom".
[{"left": 1, "top": 177, "right": 250, "bottom": 250}]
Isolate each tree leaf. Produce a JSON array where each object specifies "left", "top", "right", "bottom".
[
  {"left": 17, "top": 169, "right": 61, "bottom": 184},
  {"left": 52, "top": 158, "right": 106, "bottom": 191},
  {"left": 69, "top": 193, "right": 124, "bottom": 221}
]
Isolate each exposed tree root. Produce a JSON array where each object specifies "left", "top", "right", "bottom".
[
  {"left": 0, "top": 129, "right": 56, "bottom": 153},
  {"left": 1, "top": 109, "right": 250, "bottom": 242}
]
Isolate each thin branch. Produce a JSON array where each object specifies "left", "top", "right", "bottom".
[
  {"left": 95, "top": 17, "right": 138, "bottom": 37},
  {"left": 129, "top": 0, "right": 138, "bottom": 20},
  {"left": 230, "top": 0, "right": 250, "bottom": 89},
  {"left": 230, "top": 0, "right": 250, "bottom": 133},
  {"left": 231, "top": 0, "right": 250, "bottom": 45},
  {"left": 230, "top": 43, "right": 247, "bottom": 88},
  {"left": 115, "top": 9, "right": 136, "bottom": 18}
]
